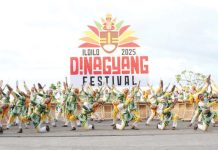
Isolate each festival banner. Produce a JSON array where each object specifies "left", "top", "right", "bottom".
[{"left": 70, "top": 14, "right": 149, "bottom": 87}]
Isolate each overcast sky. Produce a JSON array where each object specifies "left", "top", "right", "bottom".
[{"left": 0, "top": 0, "right": 218, "bottom": 87}]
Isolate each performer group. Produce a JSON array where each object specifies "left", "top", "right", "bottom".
[{"left": 0, "top": 75, "right": 218, "bottom": 134}]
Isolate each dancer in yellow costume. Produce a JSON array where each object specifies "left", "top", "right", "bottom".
[
  {"left": 145, "top": 80, "right": 164, "bottom": 126},
  {"left": 7, "top": 84, "right": 29, "bottom": 133},
  {"left": 189, "top": 75, "right": 211, "bottom": 127},
  {"left": 193, "top": 93, "right": 218, "bottom": 131},
  {"left": 111, "top": 86, "right": 129, "bottom": 126},
  {"left": 0, "top": 81, "right": 11, "bottom": 133},
  {"left": 63, "top": 88, "right": 80, "bottom": 130},
  {"left": 157, "top": 91, "right": 178, "bottom": 130}
]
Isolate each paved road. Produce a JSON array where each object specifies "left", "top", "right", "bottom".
[{"left": 0, "top": 120, "right": 218, "bottom": 150}]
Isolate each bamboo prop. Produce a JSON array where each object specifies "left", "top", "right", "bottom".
[
  {"left": 133, "top": 80, "right": 141, "bottom": 94},
  {"left": 65, "top": 77, "right": 68, "bottom": 89},
  {"left": 6, "top": 84, "right": 13, "bottom": 92},
  {"left": 0, "top": 80, "right": 3, "bottom": 88},
  {"left": 163, "top": 82, "right": 171, "bottom": 94},
  {"left": 16, "top": 80, "right": 18, "bottom": 88},
  {"left": 38, "top": 83, "right": 43, "bottom": 90},
  {"left": 146, "top": 80, "right": 155, "bottom": 95},
  {"left": 33, "top": 84, "right": 38, "bottom": 93},
  {"left": 16, "top": 80, "right": 21, "bottom": 94},
  {"left": 156, "top": 80, "right": 163, "bottom": 94},
  {"left": 171, "top": 85, "right": 176, "bottom": 93}
]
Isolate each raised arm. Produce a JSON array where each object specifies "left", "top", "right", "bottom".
[
  {"left": 23, "top": 81, "right": 31, "bottom": 94},
  {"left": 146, "top": 80, "right": 155, "bottom": 95}
]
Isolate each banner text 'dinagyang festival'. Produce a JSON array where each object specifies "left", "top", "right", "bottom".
[{"left": 70, "top": 14, "right": 149, "bottom": 87}]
